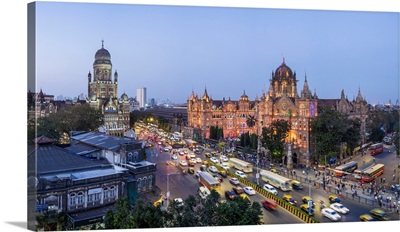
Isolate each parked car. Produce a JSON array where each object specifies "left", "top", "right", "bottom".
[
  {"left": 263, "top": 184, "right": 278, "bottom": 195},
  {"left": 208, "top": 166, "right": 218, "bottom": 173},
  {"left": 196, "top": 157, "right": 202, "bottom": 163},
  {"left": 189, "top": 159, "right": 196, "bottom": 166},
  {"left": 235, "top": 170, "right": 246, "bottom": 178},
  {"left": 330, "top": 203, "right": 350, "bottom": 214},
  {"left": 282, "top": 195, "right": 297, "bottom": 206},
  {"left": 229, "top": 178, "right": 240, "bottom": 185},
  {"left": 221, "top": 163, "right": 229, "bottom": 170},
  {"left": 322, "top": 208, "right": 341, "bottom": 221},
  {"left": 174, "top": 198, "right": 184, "bottom": 207},
  {"left": 220, "top": 155, "right": 229, "bottom": 162},
  {"left": 243, "top": 186, "right": 256, "bottom": 195}
]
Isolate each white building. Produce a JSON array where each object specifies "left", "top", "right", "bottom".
[{"left": 136, "top": 87, "right": 147, "bottom": 109}]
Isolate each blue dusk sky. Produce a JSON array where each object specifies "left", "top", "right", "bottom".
[{"left": 33, "top": 1, "right": 399, "bottom": 105}]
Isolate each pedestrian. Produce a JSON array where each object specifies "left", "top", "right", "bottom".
[
  {"left": 383, "top": 177, "right": 385, "bottom": 183},
  {"left": 393, "top": 174, "right": 396, "bottom": 181}
]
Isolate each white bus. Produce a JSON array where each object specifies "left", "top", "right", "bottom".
[
  {"left": 228, "top": 158, "right": 253, "bottom": 173},
  {"left": 199, "top": 172, "right": 221, "bottom": 190},
  {"left": 260, "top": 170, "right": 292, "bottom": 191}
]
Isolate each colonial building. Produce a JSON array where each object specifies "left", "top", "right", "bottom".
[
  {"left": 28, "top": 136, "right": 130, "bottom": 230},
  {"left": 87, "top": 40, "right": 130, "bottom": 136},
  {"left": 187, "top": 59, "right": 368, "bottom": 166}
]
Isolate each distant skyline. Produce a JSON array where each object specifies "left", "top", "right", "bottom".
[{"left": 32, "top": 2, "right": 399, "bottom": 105}]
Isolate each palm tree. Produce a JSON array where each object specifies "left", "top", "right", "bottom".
[{"left": 246, "top": 115, "right": 256, "bottom": 130}]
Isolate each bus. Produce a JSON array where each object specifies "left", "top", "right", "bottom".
[
  {"left": 353, "top": 163, "right": 374, "bottom": 180},
  {"left": 333, "top": 161, "right": 358, "bottom": 177},
  {"left": 260, "top": 170, "right": 292, "bottom": 191},
  {"left": 369, "top": 143, "right": 384, "bottom": 155},
  {"left": 361, "top": 164, "right": 385, "bottom": 183},
  {"left": 199, "top": 172, "right": 221, "bottom": 190},
  {"left": 228, "top": 158, "right": 253, "bottom": 173}
]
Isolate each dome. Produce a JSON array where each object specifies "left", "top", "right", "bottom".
[
  {"left": 121, "top": 93, "right": 129, "bottom": 101},
  {"left": 240, "top": 90, "right": 249, "bottom": 101},
  {"left": 93, "top": 40, "right": 111, "bottom": 65},
  {"left": 274, "top": 61, "right": 293, "bottom": 78}
]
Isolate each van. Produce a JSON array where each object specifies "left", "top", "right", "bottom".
[{"left": 198, "top": 186, "right": 211, "bottom": 199}]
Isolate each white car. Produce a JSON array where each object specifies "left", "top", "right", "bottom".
[
  {"left": 196, "top": 157, "right": 202, "bottom": 163},
  {"left": 189, "top": 153, "right": 196, "bottom": 158},
  {"left": 179, "top": 160, "right": 188, "bottom": 166},
  {"left": 220, "top": 155, "right": 229, "bottom": 162},
  {"left": 263, "top": 184, "right": 278, "bottom": 195},
  {"left": 321, "top": 208, "right": 341, "bottom": 221},
  {"left": 221, "top": 163, "right": 229, "bottom": 170},
  {"left": 243, "top": 186, "right": 256, "bottom": 195},
  {"left": 208, "top": 166, "right": 218, "bottom": 173},
  {"left": 235, "top": 170, "right": 246, "bottom": 178},
  {"left": 330, "top": 203, "right": 350, "bottom": 214},
  {"left": 195, "top": 171, "right": 202, "bottom": 177},
  {"left": 171, "top": 154, "right": 178, "bottom": 160},
  {"left": 174, "top": 198, "right": 184, "bottom": 207},
  {"left": 210, "top": 157, "right": 219, "bottom": 163}
]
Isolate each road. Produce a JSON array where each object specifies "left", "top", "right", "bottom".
[{"left": 146, "top": 143, "right": 303, "bottom": 224}]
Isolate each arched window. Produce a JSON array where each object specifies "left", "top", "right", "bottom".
[
  {"left": 142, "top": 177, "right": 147, "bottom": 191},
  {"left": 110, "top": 186, "right": 116, "bottom": 198},
  {"left": 148, "top": 176, "right": 153, "bottom": 189},
  {"left": 103, "top": 187, "right": 109, "bottom": 199},
  {"left": 77, "top": 192, "right": 84, "bottom": 205},
  {"left": 137, "top": 178, "right": 142, "bottom": 192},
  {"left": 69, "top": 193, "right": 76, "bottom": 206}
]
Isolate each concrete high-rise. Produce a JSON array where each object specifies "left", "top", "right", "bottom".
[{"left": 136, "top": 87, "right": 147, "bottom": 109}]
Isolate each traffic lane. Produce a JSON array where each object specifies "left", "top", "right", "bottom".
[{"left": 219, "top": 176, "right": 304, "bottom": 224}]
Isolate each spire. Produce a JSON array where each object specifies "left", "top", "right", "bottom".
[
  {"left": 101, "top": 39, "right": 104, "bottom": 48},
  {"left": 341, "top": 89, "right": 345, "bottom": 99},
  {"left": 202, "top": 87, "right": 209, "bottom": 100},
  {"left": 356, "top": 87, "right": 363, "bottom": 102}
]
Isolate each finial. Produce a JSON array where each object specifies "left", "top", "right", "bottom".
[{"left": 101, "top": 39, "right": 104, "bottom": 48}]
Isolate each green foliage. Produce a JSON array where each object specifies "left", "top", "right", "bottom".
[
  {"left": 35, "top": 211, "right": 67, "bottom": 231},
  {"left": 367, "top": 110, "right": 399, "bottom": 134},
  {"left": 369, "top": 127, "right": 385, "bottom": 143},
  {"left": 210, "top": 126, "right": 223, "bottom": 140},
  {"left": 261, "top": 119, "right": 290, "bottom": 161}
]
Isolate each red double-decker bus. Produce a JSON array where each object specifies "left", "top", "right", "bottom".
[{"left": 369, "top": 143, "right": 384, "bottom": 155}]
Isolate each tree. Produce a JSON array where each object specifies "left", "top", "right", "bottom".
[
  {"left": 369, "top": 127, "right": 385, "bottom": 143},
  {"left": 261, "top": 119, "right": 290, "bottom": 162},
  {"left": 246, "top": 115, "right": 256, "bottom": 129},
  {"left": 129, "top": 199, "right": 165, "bottom": 228}
]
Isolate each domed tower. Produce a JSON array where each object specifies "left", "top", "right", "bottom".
[
  {"left": 270, "top": 58, "right": 298, "bottom": 99},
  {"left": 88, "top": 40, "right": 117, "bottom": 99}
]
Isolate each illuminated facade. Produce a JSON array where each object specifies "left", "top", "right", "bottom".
[
  {"left": 87, "top": 41, "right": 130, "bottom": 136},
  {"left": 187, "top": 60, "right": 318, "bottom": 163}
]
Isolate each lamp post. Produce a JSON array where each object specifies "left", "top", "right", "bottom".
[{"left": 256, "top": 137, "right": 261, "bottom": 186}]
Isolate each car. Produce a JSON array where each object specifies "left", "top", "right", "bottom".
[
  {"left": 184, "top": 150, "right": 188, "bottom": 154},
  {"left": 210, "top": 157, "right": 219, "bottom": 164},
  {"left": 243, "top": 186, "right": 256, "bottom": 195},
  {"left": 218, "top": 170, "right": 227, "bottom": 178},
  {"left": 189, "top": 159, "right": 196, "bottom": 166},
  {"left": 282, "top": 195, "right": 297, "bottom": 206},
  {"left": 220, "top": 155, "right": 229, "bottom": 162},
  {"left": 200, "top": 165, "right": 207, "bottom": 172},
  {"left": 189, "top": 153, "right": 196, "bottom": 158},
  {"left": 270, "top": 168, "right": 278, "bottom": 174},
  {"left": 225, "top": 190, "right": 238, "bottom": 200},
  {"left": 263, "top": 184, "right": 278, "bottom": 195},
  {"left": 322, "top": 208, "right": 341, "bottom": 221},
  {"left": 179, "top": 160, "right": 188, "bottom": 166},
  {"left": 291, "top": 180, "right": 303, "bottom": 190},
  {"left": 213, "top": 173, "right": 223, "bottom": 182},
  {"left": 239, "top": 193, "right": 251, "bottom": 202},
  {"left": 328, "top": 194, "right": 341, "bottom": 203},
  {"left": 208, "top": 166, "right": 218, "bottom": 173},
  {"left": 300, "top": 204, "right": 315, "bottom": 216},
  {"left": 301, "top": 196, "right": 316, "bottom": 208},
  {"left": 195, "top": 149, "right": 201, "bottom": 154},
  {"left": 196, "top": 157, "right": 202, "bottom": 163},
  {"left": 174, "top": 198, "right": 184, "bottom": 207},
  {"left": 359, "top": 214, "right": 374, "bottom": 222},
  {"left": 195, "top": 170, "right": 202, "bottom": 177},
  {"left": 370, "top": 208, "right": 389, "bottom": 221},
  {"left": 179, "top": 151, "right": 185, "bottom": 156},
  {"left": 330, "top": 203, "right": 350, "bottom": 214},
  {"left": 229, "top": 178, "right": 240, "bottom": 185},
  {"left": 221, "top": 163, "right": 229, "bottom": 170},
  {"left": 171, "top": 154, "right": 178, "bottom": 160},
  {"left": 188, "top": 167, "right": 195, "bottom": 174},
  {"left": 233, "top": 186, "right": 244, "bottom": 194},
  {"left": 261, "top": 199, "right": 278, "bottom": 210},
  {"left": 235, "top": 170, "right": 246, "bottom": 178},
  {"left": 198, "top": 186, "right": 211, "bottom": 199},
  {"left": 164, "top": 147, "right": 170, "bottom": 152},
  {"left": 205, "top": 152, "right": 211, "bottom": 158}
]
